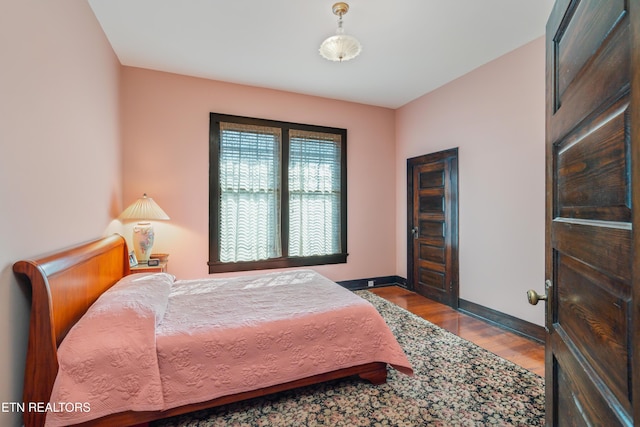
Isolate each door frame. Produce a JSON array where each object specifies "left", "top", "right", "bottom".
[{"left": 407, "top": 147, "right": 459, "bottom": 308}]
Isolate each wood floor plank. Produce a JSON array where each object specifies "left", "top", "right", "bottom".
[{"left": 370, "top": 286, "right": 545, "bottom": 377}]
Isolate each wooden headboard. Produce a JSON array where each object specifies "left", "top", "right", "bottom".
[{"left": 13, "top": 234, "right": 130, "bottom": 427}]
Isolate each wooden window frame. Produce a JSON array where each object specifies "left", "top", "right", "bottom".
[{"left": 208, "top": 113, "right": 348, "bottom": 273}]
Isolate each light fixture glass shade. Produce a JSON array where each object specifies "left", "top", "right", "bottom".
[
  {"left": 319, "top": 33, "right": 362, "bottom": 62},
  {"left": 319, "top": 2, "right": 361, "bottom": 62},
  {"left": 119, "top": 194, "right": 169, "bottom": 263}
]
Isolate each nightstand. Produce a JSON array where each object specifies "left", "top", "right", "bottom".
[{"left": 130, "top": 260, "right": 168, "bottom": 274}]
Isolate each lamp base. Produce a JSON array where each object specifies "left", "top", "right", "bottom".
[{"left": 133, "top": 222, "right": 154, "bottom": 263}]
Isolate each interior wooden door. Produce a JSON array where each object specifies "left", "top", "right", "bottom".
[
  {"left": 543, "top": 0, "right": 639, "bottom": 425},
  {"left": 407, "top": 148, "right": 458, "bottom": 308}
]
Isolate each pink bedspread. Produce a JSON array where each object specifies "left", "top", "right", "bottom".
[{"left": 46, "top": 270, "right": 412, "bottom": 426}]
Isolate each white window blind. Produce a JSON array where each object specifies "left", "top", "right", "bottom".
[
  {"left": 218, "top": 122, "right": 281, "bottom": 262},
  {"left": 289, "top": 129, "right": 342, "bottom": 257}
]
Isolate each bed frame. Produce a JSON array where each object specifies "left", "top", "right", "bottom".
[{"left": 13, "top": 234, "right": 387, "bottom": 427}]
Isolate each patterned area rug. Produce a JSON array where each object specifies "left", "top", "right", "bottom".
[{"left": 153, "top": 291, "right": 545, "bottom": 426}]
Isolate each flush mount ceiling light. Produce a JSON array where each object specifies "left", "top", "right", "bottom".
[{"left": 319, "top": 2, "right": 362, "bottom": 62}]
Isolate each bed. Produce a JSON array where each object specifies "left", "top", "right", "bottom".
[{"left": 13, "top": 234, "right": 412, "bottom": 427}]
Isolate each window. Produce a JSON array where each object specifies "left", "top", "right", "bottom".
[{"left": 209, "top": 113, "right": 347, "bottom": 273}]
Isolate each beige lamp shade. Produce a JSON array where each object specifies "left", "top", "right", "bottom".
[
  {"left": 119, "top": 194, "right": 170, "bottom": 263},
  {"left": 119, "top": 193, "right": 170, "bottom": 221}
]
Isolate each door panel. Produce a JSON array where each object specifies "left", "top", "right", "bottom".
[
  {"left": 554, "top": 353, "right": 625, "bottom": 426},
  {"left": 545, "top": 0, "right": 638, "bottom": 425},
  {"left": 419, "top": 244, "right": 445, "bottom": 264},
  {"left": 550, "top": 5, "right": 629, "bottom": 143},
  {"left": 418, "top": 219, "right": 445, "bottom": 246},
  {"left": 551, "top": 221, "right": 631, "bottom": 281},
  {"left": 556, "top": 253, "right": 630, "bottom": 409},
  {"left": 556, "top": 0, "right": 626, "bottom": 99},
  {"left": 408, "top": 148, "right": 458, "bottom": 308},
  {"left": 420, "top": 170, "right": 444, "bottom": 188},
  {"left": 556, "top": 99, "right": 630, "bottom": 221},
  {"left": 419, "top": 191, "right": 444, "bottom": 214}
]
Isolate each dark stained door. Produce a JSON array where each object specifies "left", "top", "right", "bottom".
[
  {"left": 543, "top": 0, "right": 639, "bottom": 425},
  {"left": 407, "top": 148, "right": 458, "bottom": 308}
]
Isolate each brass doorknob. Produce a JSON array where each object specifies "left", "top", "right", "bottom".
[{"left": 527, "top": 289, "right": 547, "bottom": 305}]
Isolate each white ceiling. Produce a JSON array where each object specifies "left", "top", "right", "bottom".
[{"left": 88, "top": 0, "right": 554, "bottom": 109}]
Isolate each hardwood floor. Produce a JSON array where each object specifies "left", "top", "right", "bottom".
[{"left": 370, "top": 286, "right": 545, "bottom": 377}]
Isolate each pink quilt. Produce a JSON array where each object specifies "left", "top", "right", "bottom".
[{"left": 46, "top": 270, "right": 412, "bottom": 426}]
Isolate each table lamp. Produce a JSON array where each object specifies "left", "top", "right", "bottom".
[{"left": 118, "top": 193, "right": 170, "bottom": 263}]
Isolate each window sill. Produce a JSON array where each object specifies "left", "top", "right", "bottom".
[{"left": 208, "top": 253, "right": 348, "bottom": 274}]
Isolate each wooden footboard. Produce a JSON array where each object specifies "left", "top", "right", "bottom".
[
  {"left": 71, "top": 362, "right": 387, "bottom": 427},
  {"left": 13, "top": 235, "right": 388, "bottom": 427}
]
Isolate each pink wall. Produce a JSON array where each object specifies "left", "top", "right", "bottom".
[
  {"left": 1, "top": 5, "right": 547, "bottom": 421},
  {"left": 395, "top": 38, "right": 546, "bottom": 325},
  {"left": 0, "top": 1, "right": 122, "bottom": 425},
  {"left": 120, "top": 67, "right": 397, "bottom": 282}
]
